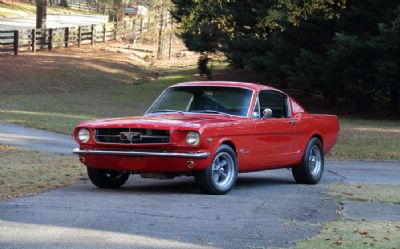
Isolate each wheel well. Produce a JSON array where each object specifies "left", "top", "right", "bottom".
[
  {"left": 311, "top": 134, "right": 323, "bottom": 146},
  {"left": 222, "top": 141, "right": 237, "bottom": 155}
]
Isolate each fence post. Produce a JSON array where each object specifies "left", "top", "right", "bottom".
[
  {"left": 78, "top": 26, "right": 81, "bottom": 47},
  {"left": 31, "top": 29, "right": 36, "bottom": 52},
  {"left": 48, "top": 28, "right": 53, "bottom": 50},
  {"left": 103, "top": 23, "right": 106, "bottom": 43},
  {"left": 13, "top": 30, "right": 19, "bottom": 55},
  {"left": 65, "top": 27, "right": 69, "bottom": 48},
  {"left": 132, "top": 19, "right": 136, "bottom": 35},
  {"left": 114, "top": 22, "right": 117, "bottom": 41},
  {"left": 139, "top": 17, "right": 144, "bottom": 44},
  {"left": 91, "top": 24, "right": 95, "bottom": 45},
  {"left": 123, "top": 20, "right": 127, "bottom": 40}
]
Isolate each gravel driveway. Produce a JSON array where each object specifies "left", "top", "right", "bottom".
[{"left": 0, "top": 14, "right": 108, "bottom": 30}]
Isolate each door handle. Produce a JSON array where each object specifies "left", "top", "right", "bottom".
[{"left": 288, "top": 120, "right": 297, "bottom": 126}]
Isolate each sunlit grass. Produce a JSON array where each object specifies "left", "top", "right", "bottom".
[
  {"left": 328, "top": 118, "right": 400, "bottom": 161},
  {"left": 0, "top": 146, "right": 84, "bottom": 200},
  {"left": 0, "top": 66, "right": 197, "bottom": 134}
]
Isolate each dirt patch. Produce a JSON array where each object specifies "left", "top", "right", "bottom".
[{"left": 0, "top": 43, "right": 160, "bottom": 95}]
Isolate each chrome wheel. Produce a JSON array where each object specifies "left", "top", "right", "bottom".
[
  {"left": 195, "top": 144, "right": 238, "bottom": 194},
  {"left": 308, "top": 145, "right": 322, "bottom": 177},
  {"left": 211, "top": 152, "right": 235, "bottom": 190},
  {"left": 292, "top": 137, "right": 324, "bottom": 184}
]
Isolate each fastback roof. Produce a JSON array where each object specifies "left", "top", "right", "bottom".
[{"left": 172, "top": 81, "right": 277, "bottom": 92}]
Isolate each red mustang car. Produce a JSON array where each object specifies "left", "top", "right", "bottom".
[{"left": 73, "top": 81, "right": 339, "bottom": 194}]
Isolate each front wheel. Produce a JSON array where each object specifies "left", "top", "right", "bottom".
[
  {"left": 195, "top": 145, "right": 238, "bottom": 195},
  {"left": 87, "top": 167, "right": 130, "bottom": 189},
  {"left": 292, "top": 137, "right": 324, "bottom": 184}
]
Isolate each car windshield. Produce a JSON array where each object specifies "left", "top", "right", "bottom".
[{"left": 148, "top": 86, "right": 253, "bottom": 117}]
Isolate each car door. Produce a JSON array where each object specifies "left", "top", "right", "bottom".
[{"left": 252, "top": 90, "right": 301, "bottom": 169}]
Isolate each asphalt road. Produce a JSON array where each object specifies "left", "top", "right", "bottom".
[
  {"left": 0, "top": 14, "right": 108, "bottom": 30},
  {"left": 0, "top": 122, "right": 399, "bottom": 249},
  {"left": 0, "top": 121, "right": 76, "bottom": 155}
]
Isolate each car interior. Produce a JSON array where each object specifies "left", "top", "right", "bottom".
[{"left": 253, "top": 90, "right": 291, "bottom": 119}]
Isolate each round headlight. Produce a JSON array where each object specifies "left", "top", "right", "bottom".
[
  {"left": 78, "top": 128, "right": 90, "bottom": 143},
  {"left": 186, "top": 131, "right": 200, "bottom": 146}
]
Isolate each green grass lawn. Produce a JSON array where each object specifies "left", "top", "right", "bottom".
[
  {"left": 0, "top": 46, "right": 399, "bottom": 161},
  {"left": 329, "top": 118, "right": 400, "bottom": 161},
  {"left": 330, "top": 184, "right": 400, "bottom": 204}
]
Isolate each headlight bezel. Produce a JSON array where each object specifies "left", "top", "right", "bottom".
[
  {"left": 77, "top": 128, "right": 91, "bottom": 143},
  {"left": 186, "top": 131, "right": 200, "bottom": 146}
]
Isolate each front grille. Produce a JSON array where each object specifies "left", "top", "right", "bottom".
[{"left": 95, "top": 128, "right": 170, "bottom": 144}]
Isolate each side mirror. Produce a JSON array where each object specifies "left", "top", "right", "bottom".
[{"left": 262, "top": 108, "right": 273, "bottom": 119}]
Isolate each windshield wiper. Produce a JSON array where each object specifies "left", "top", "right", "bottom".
[
  {"left": 152, "top": 110, "right": 185, "bottom": 115},
  {"left": 191, "top": 110, "right": 231, "bottom": 117}
]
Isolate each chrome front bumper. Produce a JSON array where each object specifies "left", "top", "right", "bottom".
[{"left": 73, "top": 148, "right": 210, "bottom": 159}]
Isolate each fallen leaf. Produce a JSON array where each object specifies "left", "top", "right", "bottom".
[
  {"left": 334, "top": 237, "right": 343, "bottom": 245},
  {"left": 334, "top": 241, "right": 342, "bottom": 245},
  {"left": 383, "top": 237, "right": 390, "bottom": 241}
]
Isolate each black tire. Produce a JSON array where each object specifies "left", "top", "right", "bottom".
[
  {"left": 87, "top": 167, "right": 130, "bottom": 189},
  {"left": 292, "top": 137, "right": 324, "bottom": 184},
  {"left": 195, "top": 144, "right": 238, "bottom": 195}
]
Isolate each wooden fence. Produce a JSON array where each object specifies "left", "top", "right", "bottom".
[
  {"left": 51, "top": 0, "right": 99, "bottom": 12},
  {"left": 0, "top": 19, "right": 139, "bottom": 55}
]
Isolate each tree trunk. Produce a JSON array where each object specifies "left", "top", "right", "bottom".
[
  {"left": 36, "top": 0, "right": 47, "bottom": 29},
  {"left": 157, "top": 0, "right": 165, "bottom": 59},
  {"left": 109, "top": 0, "right": 124, "bottom": 22},
  {"left": 391, "top": 81, "right": 400, "bottom": 113},
  {"left": 60, "top": 0, "right": 68, "bottom": 8},
  {"left": 198, "top": 53, "right": 212, "bottom": 80}
]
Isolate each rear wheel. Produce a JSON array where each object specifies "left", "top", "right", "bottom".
[
  {"left": 87, "top": 167, "right": 130, "bottom": 189},
  {"left": 195, "top": 145, "right": 238, "bottom": 195},
  {"left": 292, "top": 137, "right": 324, "bottom": 184}
]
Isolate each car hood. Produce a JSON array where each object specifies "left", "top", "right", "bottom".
[{"left": 77, "top": 114, "right": 243, "bottom": 130}]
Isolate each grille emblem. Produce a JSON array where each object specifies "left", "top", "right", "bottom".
[{"left": 120, "top": 131, "right": 142, "bottom": 142}]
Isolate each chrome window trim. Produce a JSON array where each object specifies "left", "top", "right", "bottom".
[
  {"left": 254, "top": 90, "right": 292, "bottom": 119},
  {"left": 145, "top": 85, "right": 256, "bottom": 119}
]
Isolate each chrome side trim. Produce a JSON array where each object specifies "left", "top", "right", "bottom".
[{"left": 73, "top": 148, "right": 210, "bottom": 159}]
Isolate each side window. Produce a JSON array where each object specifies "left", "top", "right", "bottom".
[{"left": 258, "top": 91, "right": 290, "bottom": 118}]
